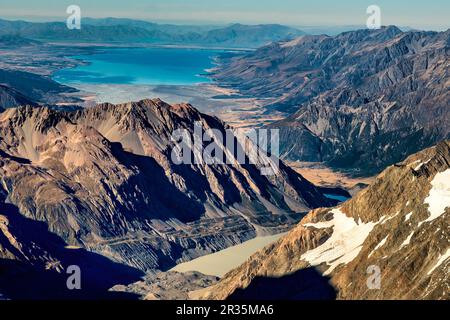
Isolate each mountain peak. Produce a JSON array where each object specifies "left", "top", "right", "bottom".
[
  {"left": 0, "top": 99, "right": 334, "bottom": 275},
  {"left": 375, "top": 25, "right": 403, "bottom": 39},
  {"left": 380, "top": 25, "right": 402, "bottom": 33}
]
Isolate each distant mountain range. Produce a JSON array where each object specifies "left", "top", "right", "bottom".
[
  {"left": 0, "top": 99, "right": 335, "bottom": 299},
  {"left": 0, "top": 18, "right": 305, "bottom": 48},
  {"left": 213, "top": 26, "right": 450, "bottom": 175},
  {"left": 199, "top": 140, "right": 450, "bottom": 300}
]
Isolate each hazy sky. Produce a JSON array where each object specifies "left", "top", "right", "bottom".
[{"left": 1, "top": 0, "right": 449, "bottom": 30}]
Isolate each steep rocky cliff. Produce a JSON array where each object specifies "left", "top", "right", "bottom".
[
  {"left": 0, "top": 99, "right": 333, "bottom": 276},
  {"left": 199, "top": 140, "right": 450, "bottom": 300},
  {"left": 213, "top": 27, "right": 450, "bottom": 175}
]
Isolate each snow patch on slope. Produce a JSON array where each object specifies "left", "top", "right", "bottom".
[
  {"left": 427, "top": 248, "right": 450, "bottom": 275},
  {"left": 400, "top": 232, "right": 414, "bottom": 248},
  {"left": 368, "top": 236, "right": 388, "bottom": 258},
  {"left": 423, "top": 169, "right": 450, "bottom": 223},
  {"left": 301, "top": 208, "right": 377, "bottom": 275},
  {"left": 414, "top": 159, "right": 431, "bottom": 171},
  {"left": 404, "top": 211, "right": 413, "bottom": 222}
]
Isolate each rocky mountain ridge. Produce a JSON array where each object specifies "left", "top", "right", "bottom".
[
  {"left": 0, "top": 99, "right": 333, "bottom": 280},
  {"left": 213, "top": 26, "right": 450, "bottom": 175},
  {"left": 198, "top": 140, "right": 450, "bottom": 300}
]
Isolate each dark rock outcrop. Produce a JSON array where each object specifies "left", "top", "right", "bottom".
[
  {"left": 111, "top": 271, "right": 219, "bottom": 300},
  {"left": 0, "top": 84, "right": 36, "bottom": 109}
]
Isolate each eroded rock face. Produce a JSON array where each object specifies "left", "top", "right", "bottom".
[
  {"left": 0, "top": 99, "right": 332, "bottom": 274},
  {"left": 213, "top": 27, "right": 450, "bottom": 175},
  {"left": 200, "top": 141, "right": 450, "bottom": 300}
]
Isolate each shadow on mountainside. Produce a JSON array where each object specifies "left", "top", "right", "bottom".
[
  {"left": 0, "top": 201, "right": 144, "bottom": 300},
  {"left": 227, "top": 267, "right": 337, "bottom": 300},
  {"left": 109, "top": 142, "right": 206, "bottom": 222},
  {"left": 0, "top": 150, "right": 31, "bottom": 164}
]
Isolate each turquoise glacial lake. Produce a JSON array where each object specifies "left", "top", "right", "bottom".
[{"left": 53, "top": 47, "right": 226, "bottom": 85}]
